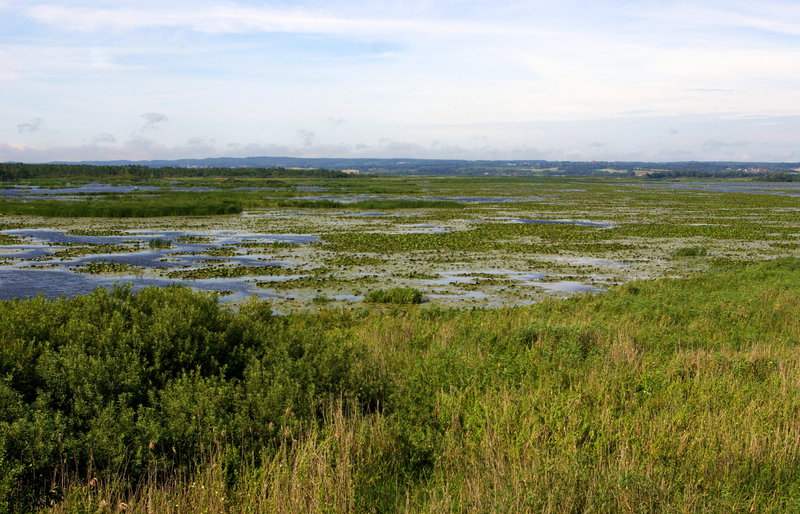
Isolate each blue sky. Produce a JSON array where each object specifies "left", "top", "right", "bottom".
[{"left": 2, "top": 0, "right": 800, "bottom": 162}]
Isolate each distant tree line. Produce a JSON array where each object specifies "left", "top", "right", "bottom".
[
  {"left": 643, "top": 170, "right": 800, "bottom": 181},
  {"left": 2, "top": 160, "right": 799, "bottom": 180},
  {"left": 642, "top": 170, "right": 755, "bottom": 179},
  {"left": 0, "top": 163, "right": 351, "bottom": 181}
]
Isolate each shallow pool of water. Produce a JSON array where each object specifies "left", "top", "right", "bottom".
[
  {"left": 506, "top": 218, "right": 613, "bottom": 228},
  {"left": 0, "top": 268, "right": 282, "bottom": 301}
]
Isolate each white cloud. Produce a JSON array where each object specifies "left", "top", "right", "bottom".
[
  {"left": 634, "top": 0, "right": 800, "bottom": 37},
  {"left": 25, "top": 4, "right": 516, "bottom": 38},
  {"left": 17, "top": 117, "right": 44, "bottom": 133},
  {"left": 141, "top": 112, "right": 168, "bottom": 130},
  {"left": 92, "top": 132, "right": 116, "bottom": 143}
]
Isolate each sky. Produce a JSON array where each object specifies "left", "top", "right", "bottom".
[{"left": 2, "top": 0, "right": 800, "bottom": 163}]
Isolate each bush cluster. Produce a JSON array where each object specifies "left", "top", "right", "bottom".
[{"left": 0, "top": 286, "right": 384, "bottom": 510}]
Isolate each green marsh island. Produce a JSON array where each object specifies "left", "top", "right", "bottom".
[{"left": 2, "top": 164, "right": 800, "bottom": 511}]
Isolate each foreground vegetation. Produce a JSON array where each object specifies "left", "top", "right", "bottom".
[{"left": 1, "top": 258, "right": 799, "bottom": 511}]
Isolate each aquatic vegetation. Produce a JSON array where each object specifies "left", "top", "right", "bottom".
[
  {"left": 49, "top": 244, "right": 139, "bottom": 259},
  {"left": 0, "top": 193, "right": 243, "bottom": 217},
  {"left": 200, "top": 246, "right": 238, "bottom": 257},
  {"left": 166, "top": 264, "right": 294, "bottom": 279},
  {"left": 148, "top": 238, "right": 173, "bottom": 249},
  {"left": 276, "top": 199, "right": 343, "bottom": 208},
  {"left": 352, "top": 199, "right": 465, "bottom": 209},
  {"left": 66, "top": 228, "right": 127, "bottom": 236},
  {"left": 175, "top": 234, "right": 213, "bottom": 244},
  {"left": 275, "top": 198, "right": 466, "bottom": 210},
  {"left": 238, "top": 241, "right": 303, "bottom": 249},
  {"left": 73, "top": 260, "right": 142, "bottom": 274},
  {"left": 263, "top": 274, "right": 378, "bottom": 291},
  {"left": 1, "top": 173, "right": 799, "bottom": 309},
  {"left": 364, "top": 287, "right": 425, "bottom": 304},
  {"left": 396, "top": 271, "right": 439, "bottom": 280},
  {"left": 0, "top": 234, "right": 22, "bottom": 245},
  {"left": 324, "top": 255, "right": 385, "bottom": 267},
  {"left": 671, "top": 246, "right": 709, "bottom": 257}
]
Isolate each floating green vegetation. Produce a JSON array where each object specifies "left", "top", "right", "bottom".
[
  {"left": 771, "top": 242, "right": 800, "bottom": 249},
  {"left": 263, "top": 274, "right": 379, "bottom": 291},
  {"left": 275, "top": 199, "right": 343, "bottom": 208},
  {"left": 0, "top": 233, "right": 22, "bottom": 245},
  {"left": 166, "top": 264, "right": 294, "bottom": 279},
  {"left": 50, "top": 244, "right": 138, "bottom": 259},
  {"left": 364, "top": 287, "right": 425, "bottom": 304},
  {"left": 321, "top": 222, "right": 611, "bottom": 253},
  {"left": 395, "top": 271, "right": 439, "bottom": 280},
  {"left": 65, "top": 228, "right": 127, "bottom": 236},
  {"left": 274, "top": 199, "right": 466, "bottom": 210},
  {"left": 148, "top": 238, "right": 173, "bottom": 249},
  {"left": 176, "top": 235, "right": 213, "bottom": 244},
  {"left": 461, "top": 277, "right": 518, "bottom": 290},
  {"left": 351, "top": 199, "right": 465, "bottom": 209},
  {"left": 324, "top": 255, "right": 385, "bottom": 267},
  {"left": 312, "top": 294, "right": 332, "bottom": 304},
  {"left": 238, "top": 241, "right": 298, "bottom": 249},
  {"left": 200, "top": 246, "right": 238, "bottom": 257},
  {"left": 73, "top": 261, "right": 142, "bottom": 274},
  {"left": 671, "top": 246, "right": 709, "bottom": 257}
]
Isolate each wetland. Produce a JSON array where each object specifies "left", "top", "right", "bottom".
[
  {"left": 3, "top": 165, "right": 800, "bottom": 511},
  {"left": 2, "top": 173, "right": 798, "bottom": 309}
]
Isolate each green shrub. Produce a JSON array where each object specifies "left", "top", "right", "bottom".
[{"left": 0, "top": 286, "right": 386, "bottom": 510}]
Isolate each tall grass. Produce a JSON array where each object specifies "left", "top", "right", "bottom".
[
  {"left": 8, "top": 258, "right": 800, "bottom": 511},
  {"left": 0, "top": 194, "right": 242, "bottom": 217},
  {"left": 364, "top": 287, "right": 425, "bottom": 304}
]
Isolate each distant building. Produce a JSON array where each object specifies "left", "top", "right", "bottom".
[{"left": 340, "top": 169, "right": 360, "bottom": 175}]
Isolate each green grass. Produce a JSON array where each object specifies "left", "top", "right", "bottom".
[
  {"left": 364, "top": 287, "right": 425, "bottom": 304},
  {"left": 1, "top": 172, "right": 800, "bottom": 510},
  {"left": 0, "top": 194, "right": 243, "bottom": 217},
  {"left": 672, "top": 245, "right": 709, "bottom": 257},
  {"left": 1, "top": 259, "right": 797, "bottom": 511}
]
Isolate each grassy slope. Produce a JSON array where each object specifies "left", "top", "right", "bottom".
[{"left": 24, "top": 258, "right": 800, "bottom": 512}]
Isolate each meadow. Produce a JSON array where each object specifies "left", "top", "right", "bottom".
[
  {"left": 1, "top": 168, "right": 800, "bottom": 510},
  {"left": 2, "top": 259, "right": 800, "bottom": 511}
]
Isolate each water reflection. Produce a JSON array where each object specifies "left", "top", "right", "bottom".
[
  {"left": 0, "top": 228, "right": 318, "bottom": 300},
  {"left": 0, "top": 269, "right": 281, "bottom": 301}
]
